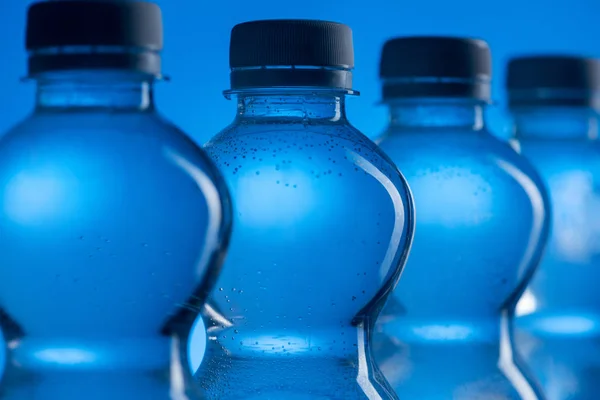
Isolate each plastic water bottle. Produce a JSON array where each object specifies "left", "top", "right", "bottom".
[
  {"left": 195, "top": 19, "right": 415, "bottom": 399},
  {"left": 0, "top": 2, "right": 231, "bottom": 398},
  {"left": 373, "top": 37, "right": 551, "bottom": 400},
  {"left": 509, "top": 55, "right": 600, "bottom": 400}
]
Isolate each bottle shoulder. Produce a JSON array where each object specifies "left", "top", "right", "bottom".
[
  {"left": 205, "top": 120, "right": 404, "bottom": 182},
  {"left": 515, "top": 138, "right": 600, "bottom": 167},
  {"left": 1, "top": 109, "right": 226, "bottom": 183},
  {"left": 377, "top": 127, "right": 550, "bottom": 235},
  {"left": 378, "top": 127, "right": 543, "bottom": 180},
  {"left": 5, "top": 109, "right": 182, "bottom": 140}
]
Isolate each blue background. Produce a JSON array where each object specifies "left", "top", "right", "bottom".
[{"left": 0, "top": 0, "right": 598, "bottom": 142}]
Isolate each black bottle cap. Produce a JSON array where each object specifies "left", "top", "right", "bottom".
[
  {"left": 228, "top": 19, "right": 355, "bottom": 91},
  {"left": 506, "top": 55, "right": 600, "bottom": 107},
  {"left": 379, "top": 36, "right": 492, "bottom": 102},
  {"left": 26, "top": 1, "right": 163, "bottom": 76}
]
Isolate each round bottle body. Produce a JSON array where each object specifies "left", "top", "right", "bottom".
[
  {"left": 514, "top": 133, "right": 600, "bottom": 400},
  {"left": 375, "top": 118, "right": 549, "bottom": 399},
  {"left": 0, "top": 106, "right": 231, "bottom": 399},
  {"left": 196, "top": 93, "right": 414, "bottom": 399}
]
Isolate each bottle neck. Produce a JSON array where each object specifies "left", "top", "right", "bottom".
[
  {"left": 234, "top": 90, "right": 348, "bottom": 123},
  {"left": 34, "top": 71, "right": 155, "bottom": 111},
  {"left": 386, "top": 99, "right": 486, "bottom": 131},
  {"left": 511, "top": 106, "right": 599, "bottom": 140}
]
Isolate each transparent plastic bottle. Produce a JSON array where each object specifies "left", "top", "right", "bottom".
[
  {"left": 509, "top": 56, "right": 600, "bottom": 400},
  {"left": 373, "top": 37, "right": 551, "bottom": 399},
  {"left": 194, "top": 20, "right": 415, "bottom": 399},
  {"left": 0, "top": 2, "right": 231, "bottom": 398}
]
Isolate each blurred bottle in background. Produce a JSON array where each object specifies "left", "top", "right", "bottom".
[
  {"left": 0, "top": 1, "right": 231, "bottom": 398},
  {"left": 373, "top": 36, "right": 550, "bottom": 399},
  {"left": 509, "top": 55, "right": 600, "bottom": 400}
]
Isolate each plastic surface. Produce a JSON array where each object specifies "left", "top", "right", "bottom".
[
  {"left": 511, "top": 106, "right": 600, "bottom": 400},
  {"left": 26, "top": 1, "right": 163, "bottom": 76},
  {"left": 0, "top": 71, "right": 231, "bottom": 399},
  {"left": 374, "top": 99, "right": 550, "bottom": 400},
  {"left": 228, "top": 20, "right": 354, "bottom": 90},
  {"left": 379, "top": 37, "right": 491, "bottom": 101},
  {"left": 195, "top": 89, "right": 414, "bottom": 399},
  {"left": 0, "top": 328, "right": 4, "bottom": 384}
]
